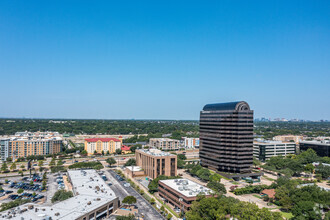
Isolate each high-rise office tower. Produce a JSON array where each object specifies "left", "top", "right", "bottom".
[{"left": 199, "top": 101, "right": 253, "bottom": 174}]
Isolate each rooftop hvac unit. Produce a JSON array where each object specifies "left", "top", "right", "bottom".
[
  {"left": 178, "top": 187, "right": 183, "bottom": 191},
  {"left": 174, "top": 179, "right": 178, "bottom": 182},
  {"left": 189, "top": 191, "right": 193, "bottom": 195}
]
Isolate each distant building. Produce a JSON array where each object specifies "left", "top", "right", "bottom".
[
  {"left": 253, "top": 140, "right": 296, "bottom": 161},
  {"left": 149, "top": 138, "right": 181, "bottom": 151},
  {"left": 84, "top": 137, "right": 122, "bottom": 155},
  {"left": 135, "top": 149, "right": 177, "bottom": 179},
  {"left": 299, "top": 140, "right": 330, "bottom": 157},
  {"left": 200, "top": 101, "right": 254, "bottom": 174},
  {"left": 182, "top": 137, "right": 199, "bottom": 148},
  {"left": 273, "top": 135, "right": 303, "bottom": 144},
  {"left": 158, "top": 179, "right": 213, "bottom": 212},
  {"left": 0, "top": 131, "right": 62, "bottom": 161}
]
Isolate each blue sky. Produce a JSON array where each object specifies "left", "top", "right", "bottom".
[{"left": 0, "top": 0, "right": 329, "bottom": 120}]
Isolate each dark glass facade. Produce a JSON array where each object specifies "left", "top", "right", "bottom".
[
  {"left": 299, "top": 142, "right": 330, "bottom": 157},
  {"left": 199, "top": 101, "right": 253, "bottom": 173}
]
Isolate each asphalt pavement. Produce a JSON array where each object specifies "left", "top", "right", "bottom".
[{"left": 106, "top": 170, "right": 165, "bottom": 220}]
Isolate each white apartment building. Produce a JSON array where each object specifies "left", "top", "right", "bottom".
[
  {"left": 253, "top": 140, "right": 296, "bottom": 161},
  {"left": 182, "top": 137, "right": 199, "bottom": 148}
]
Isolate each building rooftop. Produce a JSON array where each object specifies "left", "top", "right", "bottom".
[
  {"left": 126, "top": 166, "right": 143, "bottom": 172},
  {"left": 137, "top": 148, "right": 174, "bottom": 157},
  {"left": 300, "top": 140, "right": 330, "bottom": 146},
  {"left": 254, "top": 139, "right": 295, "bottom": 145},
  {"left": 159, "top": 179, "right": 213, "bottom": 198},
  {"left": 85, "top": 138, "right": 120, "bottom": 142},
  {"left": 0, "top": 170, "right": 117, "bottom": 220},
  {"left": 149, "top": 138, "right": 179, "bottom": 142},
  {"left": 202, "top": 101, "right": 250, "bottom": 111}
]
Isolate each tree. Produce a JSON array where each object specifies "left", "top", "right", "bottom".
[
  {"left": 122, "top": 196, "right": 137, "bottom": 204},
  {"left": 177, "top": 154, "right": 187, "bottom": 160},
  {"left": 17, "top": 189, "right": 24, "bottom": 194},
  {"left": 1, "top": 162, "right": 8, "bottom": 172},
  {"left": 315, "top": 163, "right": 330, "bottom": 179},
  {"left": 38, "top": 160, "right": 44, "bottom": 167},
  {"left": 101, "top": 150, "right": 104, "bottom": 155},
  {"left": 106, "top": 158, "right": 117, "bottom": 166},
  {"left": 20, "top": 164, "right": 25, "bottom": 169},
  {"left": 253, "top": 158, "right": 261, "bottom": 168},
  {"left": 304, "top": 163, "right": 314, "bottom": 174},
  {"left": 124, "top": 159, "right": 136, "bottom": 167},
  {"left": 116, "top": 149, "right": 122, "bottom": 155},
  {"left": 207, "top": 181, "right": 227, "bottom": 194},
  {"left": 10, "top": 163, "right": 16, "bottom": 170},
  {"left": 18, "top": 170, "right": 23, "bottom": 177},
  {"left": 94, "top": 150, "right": 97, "bottom": 155},
  {"left": 167, "top": 213, "right": 173, "bottom": 220},
  {"left": 196, "top": 168, "right": 211, "bottom": 181},
  {"left": 177, "top": 158, "right": 185, "bottom": 169},
  {"left": 209, "top": 173, "right": 222, "bottom": 182},
  {"left": 51, "top": 190, "right": 73, "bottom": 203},
  {"left": 130, "top": 144, "right": 141, "bottom": 153},
  {"left": 81, "top": 150, "right": 88, "bottom": 155},
  {"left": 150, "top": 198, "right": 155, "bottom": 204},
  {"left": 106, "top": 151, "right": 110, "bottom": 155}
]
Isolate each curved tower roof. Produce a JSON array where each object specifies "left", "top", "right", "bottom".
[{"left": 202, "top": 101, "right": 250, "bottom": 111}]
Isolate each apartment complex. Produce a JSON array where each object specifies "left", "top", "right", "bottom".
[
  {"left": 253, "top": 140, "right": 296, "bottom": 161},
  {"left": 0, "top": 132, "right": 62, "bottom": 161},
  {"left": 199, "top": 101, "right": 254, "bottom": 174},
  {"left": 182, "top": 137, "right": 199, "bottom": 148},
  {"left": 158, "top": 179, "right": 213, "bottom": 212},
  {"left": 273, "top": 135, "right": 303, "bottom": 144},
  {"left": 135, "top": 149, "right": 177, "bottom": 179},
  {"left": 299, "top": 140, "right": 330, "bottom": 157},
  {"left": 84, "top": 137, "right": 122, "bottom": 155},
  {"left": 0, "top": 169, "right": 119, "bottom": 219},
  {"left": 149, "top": 138, "right": 181, "bottom": 150}
]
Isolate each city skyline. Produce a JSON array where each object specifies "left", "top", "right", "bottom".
[{"left": 1, "top": 1, "right": 329, "bottom": 120}]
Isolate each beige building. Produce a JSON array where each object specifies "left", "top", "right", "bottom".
[
  {"left": 149, "top": 138, "right": 181, "bottom": 150},
  {"left": 84, "top": 137, "right": 122, "bottom": 155},
  {"left": 135, "top": 149, "right": 177, "bottom": 179},
  {"left": 0, "top": 131, "right": 62, "bottom": 161},
  {"left": 273, "top": 135, "right": 303, "bottom": 143}
]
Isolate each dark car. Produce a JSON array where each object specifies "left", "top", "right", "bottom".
[{"left": 5, "top": 190, "right": 13, "bottom": 194}]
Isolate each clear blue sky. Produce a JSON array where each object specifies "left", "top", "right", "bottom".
[{"left": 0, "top": 0, "right": 329, "bottom": 120}]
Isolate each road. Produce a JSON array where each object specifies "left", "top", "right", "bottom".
[{"left": 106, "top": 170, "right": 165, "bottom": 220}]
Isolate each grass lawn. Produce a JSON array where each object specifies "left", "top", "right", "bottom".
[
  {"left": 253, "top": 194, "right": 262, "bottom": 199},
  {"left": 280, "top": 211, "right": 293, "bottom": 219},
  {"left": 264, "top": 176, "right": 276, "bottom": 181}
]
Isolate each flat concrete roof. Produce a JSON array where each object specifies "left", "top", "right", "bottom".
[
  {"left": 126, "top": 166, "right": 142, "bottom": 172},
  {"left": 0, "top": 170, "right": 117, "bottom": 220},
  {"left": 137, "top": 149, "right": 174, "bottom": 157},
  {"left": 159, "top": 179, "right": 212, "bottom": 198}
]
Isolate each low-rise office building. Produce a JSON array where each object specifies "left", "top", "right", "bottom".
[
  {"left": 0, "top": 169, "right": 119, "bottom": 220},
  {"left": 149, "top": 138, "right": 181, "bottom": 150},
  {"left": 158, "top": 179, "right": 213, "bottom": 212},
  {"left": 273, "top": 135, "right": 303, "bottom": 144},
  {"left": 299, "top": 140, "right": 330, "bottom": 157},
  {"left": 0, "top": 131, "right": 62, "bottom": 161},
  {"left": 135, "top": 149, "right": 177, "bottom": 179},
  {"left": 253, "top": 140, "right": 296, "bottom": 161},
  {"left": 182, "top": 137, "right": 199, "bottom": 148},
  {"left": 84, "top": 137, "right": 122, "bottom": 155}
]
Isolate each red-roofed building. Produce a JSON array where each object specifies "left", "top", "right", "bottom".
[
  {"left": 85, "top": 138, "right": 122, "bottom": 155},
  {"left": 121, "top": 145, "right": 131, "bottom": 154},
  {"left": 261, "top": 189, "right": 276, "bottom": 199}
]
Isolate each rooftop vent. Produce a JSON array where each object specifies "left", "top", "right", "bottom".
[
  {"left": 55, "top": 212, "right": 60, "bottom": 216},
  {"left": 87, "top": 201, "right": 91, "bottom": 205}
]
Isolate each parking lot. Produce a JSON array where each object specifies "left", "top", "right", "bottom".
[{"left": 0, "top": 174, "right": 47, "bottom": 204}]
